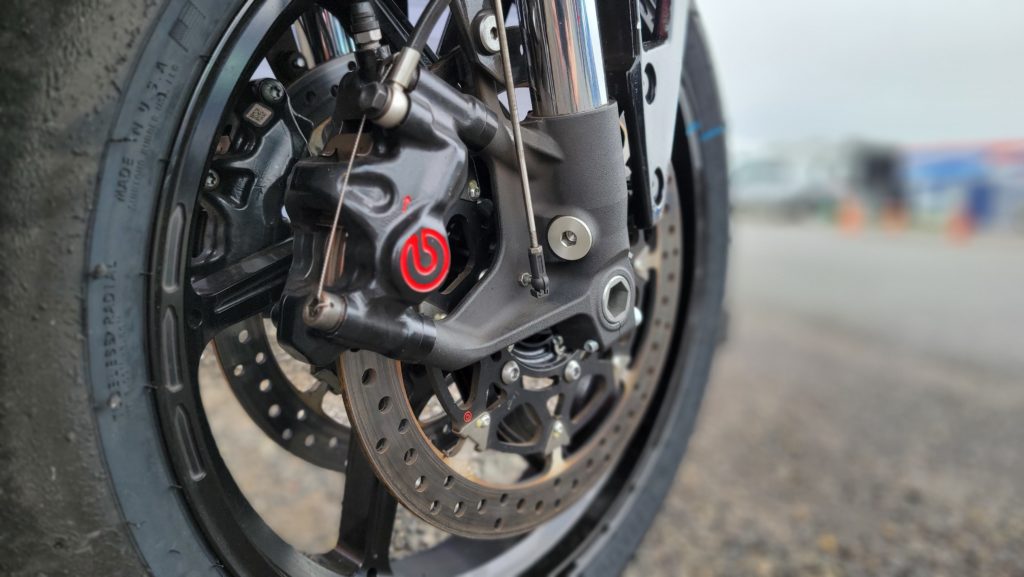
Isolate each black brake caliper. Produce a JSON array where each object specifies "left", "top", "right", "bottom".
[{"left": 274, "top": 61, "right": 499, "bottom": 367}]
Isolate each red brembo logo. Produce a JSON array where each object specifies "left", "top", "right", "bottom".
[{"left": 399, "top": 228, "right": 450, "bottom": 293}]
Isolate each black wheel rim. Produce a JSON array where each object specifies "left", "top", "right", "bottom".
[{"left": 146, "top": 1, "right": 705, "bottom": 575}]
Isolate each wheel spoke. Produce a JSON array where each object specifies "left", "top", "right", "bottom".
[
  {"left": 327, "top": 432, "right": 397, "bottom": 574},
  {"left": 191, "top": 239, "right": 292, "bottom": 342}
]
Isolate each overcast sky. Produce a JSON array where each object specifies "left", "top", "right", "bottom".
[{"left": 697, "top": 0, "right": 1024, "bottom": 146}]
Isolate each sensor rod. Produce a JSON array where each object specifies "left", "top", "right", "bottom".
[{"left": 492, "top": 0, "right": 549, "bottom": 297}]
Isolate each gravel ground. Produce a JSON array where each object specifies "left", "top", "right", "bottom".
[{"left": 199, "top": 222, "right": 1024, "bottom": 575}]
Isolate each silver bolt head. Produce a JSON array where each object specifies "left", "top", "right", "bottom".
[
  {"left": 477, "top": 14, "right": 501, "bottom": 54},
  {"left": 259, "top": 79, "right": 285, "bottom": 104},
  {"left": 477, "top": 413, "right": 491, "bottom": 428},
  {"left": 501, "top": 360, "right": 521, "bottom": 384},
  {"left": 467, "top": 179, "right": 481, "bottom": 200},
  {"left": 583, "top": 339, "right": 599, "bottom": 353},
  {"left": 203, "top": 170, "right": 220, "bottom": 191},
  {"left": 563, "top": 359, "right": 582, "bottom": 382},
  {"left": 634, "top": 306, "right": 644, "bottom": 327},
  {"left": 552, "top": 421, "right": 565, "bottom": 436}
]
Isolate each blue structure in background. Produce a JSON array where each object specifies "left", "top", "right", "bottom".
[{"left": 902, "top": 142, "right": 1024, "bottom": 231}]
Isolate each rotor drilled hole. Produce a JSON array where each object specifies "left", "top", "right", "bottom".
[
  {"left": 535, "top": 501, "right": 544, "bottom": 513},
  {"left": 516, "top": 498, "right": 526, "bottom": 512},
  {"left": 495, "top": 518, "right": 504, "bottom": 529},
  {"left": 403, "top": 448, "right": 417, "bottom": 464},
  {"left": 430, "top": 500, "right": 440, "bottom": 514},
  {"left": 571, "top": 479, "right": 579, "bottom": 490},
  {"left": 296, "top": 409, "right": 306, "bottom": 420},
  {"left": 328, "top": 436, "right": 339, "bottom": 449},
  {"left": 398, "top": 418, "right": 409, "bottom": 433},
  {"left": 378, "top": 396, "right": 391, "bottom": 413},
  {"left": 554, "top": 478, "right": 561, "bottom": 487},
  {"left": 500, "top": 493, "right": 509, "bottom": 505},
  {"left": 282, "top": 429, "right": 293, "bottom": 441},
  {"left": 477, "top": 499, "right": 486, "bottom": 513},
  {"left": 268, "top": 404, "right": 281, "bottom": 418},
  {"left": 233, "top": 364, "right": 244, "bottom": 376},
  {"left": 443, "top": 475, "right": 453, "bottom": 488},
  {"left": 304, "top": 434, "right": 315, "bottom": 447},
  {"left": 454, "top": 501, "right": 464, "bottom": 516},
  {"left": 255, "top": 352, "right": 266, "bottom": 364},
  {"left": 237, "top": 329, "right": 250, "bottom": 343},
  {"left": 259, "top": 379, "right": 271, "bottom": 392},
  {"left": 415, "top": 476, "right": 427, "bottom": 492},
  {"left": 361, "top": 369, "right": 376, "bottom": 385},
  {"left": 555, "top": 499, "right": 562, "bottom": 509},
  {"left": 376, "top": 438, "right": 388, "bottom": 453}
]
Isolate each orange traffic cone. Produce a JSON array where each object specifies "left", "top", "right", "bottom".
[
  {"left": 946, "top": 209, "right": 973, "bottom": 244},
  {"left": 838, "top": 197, "right": 864, "bottom": 235}
]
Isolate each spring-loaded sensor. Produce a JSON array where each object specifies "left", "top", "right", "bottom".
[{"left": 491, "top": 0, "right": 549, "bottom": 297}]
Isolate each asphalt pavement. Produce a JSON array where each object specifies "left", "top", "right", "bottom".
[{"left": 626, "top": 220, "right": 1024, "bottom": 577}]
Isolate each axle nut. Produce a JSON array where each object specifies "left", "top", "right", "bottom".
[{"left": 601, "top": 275, "right": 632, "bottom": 326}]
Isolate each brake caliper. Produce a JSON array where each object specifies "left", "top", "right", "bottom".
[{"left": 275, "top": 60, "right": 499, "bottom": 367}]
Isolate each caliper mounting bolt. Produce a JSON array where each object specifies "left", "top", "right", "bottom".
[{"left": 501, "top": 360, "right": 521, "bottom": 384}]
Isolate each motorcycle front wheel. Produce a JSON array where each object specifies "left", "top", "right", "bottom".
[{"left": 0, "top": 1, "right": 728, "bottom": 575}]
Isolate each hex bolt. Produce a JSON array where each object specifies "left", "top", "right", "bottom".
[
  {"left": 583, "top": 339, "right": 599, "bottom": 353},
  {"left": 203, "top": 169, "right": 220, "bottom": 191},
  {"left": 552, "top": 421, "right": 565, "bottom": 437},
  {"left": 501, "top": 360, "right": 521, "bottom": 384},
  {"left": 561, "top": 230, "right": 578, "bottom": 247},
  {"left": 476, "top": 413, "right": 491, "bottom": 428},
  {"left": 563, "top": 360, "right": 582, "bottom": 382},
  {"left": 259, "top": 79, "right": 285, "bottom": 104},
  {"left": 477, "top": 13, "right": 501, "bottom": 54}
]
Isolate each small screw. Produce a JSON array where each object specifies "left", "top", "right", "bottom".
[
  {"left": 467, "top": 179, "right": 481, "bottom": 201},
  {"left": 518, "top": 273, "right": 532, "bottom": 287},
  {"left": 477, "top": 413, "right": 491, "bottom": 428},
  {"left": 203, "top": 170, "right": 220, "bottom": 191},
  {"left": 289, "top": 53, "right": 308, "bottom": 71},
  {"left": 501, "top": 361, "right": 521, "bottom": 384},
  {"left": 552, "top": 421, "right": 565, "bottom": 437},
  {"left": 563, "top": 360, "right": 582, "bottom": 382},
  {"left": 260, "top": 79, "right": 285, "bottom": 104},
  {"left": 583, "top": 340, "right": 599, "bottom": 353}
]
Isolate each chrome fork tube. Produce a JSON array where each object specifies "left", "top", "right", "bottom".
[{"left": 517, "top": 0, "right": 609, "bottom": 116}]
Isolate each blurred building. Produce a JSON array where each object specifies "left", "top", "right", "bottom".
[
  {"left": 731, "top": 139, "right": 1024, "bottom": 234},
  {"left": 904, "top": 140, "right": 1024, "bottom": 232}
]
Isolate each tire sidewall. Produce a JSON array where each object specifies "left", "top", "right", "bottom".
[
  {"left": 84, "top": 0, "right": 246, "bottom": 574},
  {"left": 573, "top": 9, "right": 729, "bottom": 576}
]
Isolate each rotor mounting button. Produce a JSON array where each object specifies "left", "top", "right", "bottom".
[
  {"left": 563, "top": 360, "right": 582, "bottom": 382},
  {"left": 501, "top": 361, "right": 521, "bottom": 384},
  {"left": 547, "top": 216, "right": 593, "bottom": 261}
]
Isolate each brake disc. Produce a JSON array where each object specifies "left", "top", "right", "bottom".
[
  {"left": 339, "top": 182, "right": 684, "bottom": 538},
  {"left": 209, "top": 57, "right": 358, "bottom": 470},
  {"left": 214, "top": 317, "right": 350, "bottom": 470}
]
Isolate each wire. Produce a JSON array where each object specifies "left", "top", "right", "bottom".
[{"left": 408, "top": 0, "right": 452, "bottom": 53}]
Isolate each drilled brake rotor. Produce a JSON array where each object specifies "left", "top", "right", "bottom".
[
  {"left": 340, "top": 176, "right": 684, "bottom": 538},
  {"left": 214, "top": 317, "right": 350, "bottom": 470}
]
